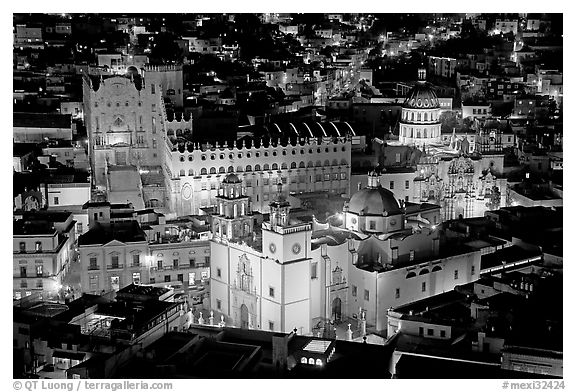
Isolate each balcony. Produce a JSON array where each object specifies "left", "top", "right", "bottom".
[
  {"left": 106, "top": 264, "right": 124, "bottom": 270},
  {"left": 88, "top": 265, "right": 100, "bottom": 271}
]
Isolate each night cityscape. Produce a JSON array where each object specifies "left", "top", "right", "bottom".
[{"left": 12, "top": 12, "right": 564, "bottom": 381}]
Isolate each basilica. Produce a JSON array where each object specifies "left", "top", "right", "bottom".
[{"left": 210, "top": 172, "right": 481, "bottom": 335}]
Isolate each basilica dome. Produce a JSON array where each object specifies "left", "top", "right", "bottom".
[
  {"left": 222, "top": 173, "right": 241, "bottom": 184},
  {"left": 404, "top": 83, "right": 440, "bottom": 109},
  {"left": 348, "top": 186, "right": 402, "bottom": 216}
]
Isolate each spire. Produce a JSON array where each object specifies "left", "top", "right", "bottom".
[
  {"left": 269, "top": 176, "right": 290, "bottom": 229},
  {"left": 275, "top": 175, "right": 285, "bottom": 201},
  {"left": 450, "top": 127, "right": 457, "bottom": 150}
]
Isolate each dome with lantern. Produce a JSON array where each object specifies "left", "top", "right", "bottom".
[
  {"left": 222, "top": 172, "right": 241, "bottom": 184},
  {"left": 403, "top": 83, "right": 440, "bottom": 109},
  {"left": 344, "top": 171, "right": 405, "bottom": 235},
  {"left": 348, "top": 173, "right": 402, "bottom": 216}
]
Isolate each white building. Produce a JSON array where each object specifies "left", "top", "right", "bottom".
[
  {"left": 167, "top": 133, "right": 353, "bottom": 216},
  {"left": 210, "top": 172, "right": 482, "bottom": 335},
  {"left": 13, "top": 212, "right": 76, "bottom": 300}
]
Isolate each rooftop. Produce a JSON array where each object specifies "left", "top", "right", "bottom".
[
  {"left": 13, "top": 112, "right": 72, "bottom": 129},
  {"left": 78, "top": 221, "right": 147, "bottom": 246}
]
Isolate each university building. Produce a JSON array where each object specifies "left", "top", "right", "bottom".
[{"left": 83, "top": 72, "right": 355, "bottom": 217}]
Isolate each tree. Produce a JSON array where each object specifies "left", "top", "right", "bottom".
[
  {"left": 486, "top": 186, "right": 501, "bottom": 210},
  {"left": 439, "top": 110, "right": 460, "bottom": 133}
]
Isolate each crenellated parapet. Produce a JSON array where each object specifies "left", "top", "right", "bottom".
[
  {"left": 170, "top": 135, "right": 351, "bottom": 154},
  {"left": 143, "top": 64, "right": 183, "bottom": 73}
]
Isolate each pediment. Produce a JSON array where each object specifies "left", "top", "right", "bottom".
[{"left": 103, "top": 239, "right": 126, "bottom": 247}]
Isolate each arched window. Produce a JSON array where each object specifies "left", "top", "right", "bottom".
[
  {"left": 324, "top": 159, "right": 330, "bottom": 166},
  {"left": 417, "top": 113, "right": 421, "bottom": 121},
  {"left": 245, "top": 165, "right": 252, "bottom": 172},
  {"left": 255, "top": 164, "right": 261, "bottom": 171},
  {"left": 291, "top": 162, "right": 297, "bottom": 169},
  {"left": 316, "top": 160, "right": 322, "bottom": 167},
  {"left": 411, "top": 112, "right": 415, "bottom": 121},
  {"left": 423, "top": 128, "right": 427, "bottom": 138},
  {"left": 263, "top": 164, "right": 270, "bottom": 171},
  {"left": 236, "top": 166, "right": 243, "bottom": 172},
  {"left": 301, "top": 357, "right": 307, "bottom": 364},
  {"left": 332, "top": 159, "right": 339, "bottom": 166},
  {"left": 419, "top": 269, "right": 429, "bottom": 275},
  {"left": 308, "top": 358, "right": 315, "bottom": 365},
  {"left": 209, "top": 167, "right": 216, "bottom": 174},
  {"left": 281, "top": 163, "right": 288, "bottom": 169},
  {"left": 417, "top": 130, "right": 421, "bottom": 138},
  {"left": 406, "top": 272, "right": 417, "bottom": 279},
  {"left": 308, "top": 161, "right": 314, "bottom": 168},
  {"left": 188, "top": 169, "right": 194, "bottom": 176},
  {"left": 228, "top": 166, "right": 234, "bottom": 173},
  {"left": 432, "top": 265, "right": 442, "bottom": 272},
  {"left": 341, "top": 159, "right": 347, "bottom": 165},
  {"left": 201, "top": 168, "right": 208, "bottom": 175},
  {"left": 179, "top": 169, "right": 185, "bottom": 177},
  {"left": 316, "top": 359, "right": 323, "bottom": 366},
  {"left": 424, "top": 113, "right": 428, "bottom": 121},
  {"left": 272, "top": 163, "right": 278, "bottom": 170},
  {"left": 299, "top": 161, "right": 305, "bottom": 168},
  {"left": 219, "top": 167, "right": 226, "bottom": 173}
]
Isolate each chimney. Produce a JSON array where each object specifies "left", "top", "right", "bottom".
[{"left": 478, "top": 331, "right": 486, "bottom": 352}]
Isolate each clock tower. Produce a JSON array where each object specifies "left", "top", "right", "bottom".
[{"left": 262, "top": 179, "right": 312, "bottom": 263}]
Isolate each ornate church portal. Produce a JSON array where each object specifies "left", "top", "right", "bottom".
[{"left": 231, "top": 253, "right": 258, "bottom": 329}]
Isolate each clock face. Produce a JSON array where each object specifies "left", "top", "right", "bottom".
[
  {"left": 292, "top": 243, "right": 301, "bottom": 255},
  {"left": 269, "top": 243, "right": 276, "bottom": 254}
]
